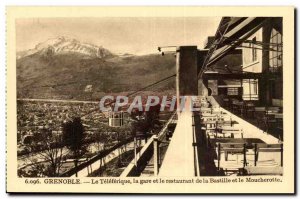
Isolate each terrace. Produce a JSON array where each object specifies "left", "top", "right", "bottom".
[
  {"left": 121, "top": 96, "right": 283, "bottom": 176},
  {"left": 214, "top": 96, "right": 283, "bottom": 141}
]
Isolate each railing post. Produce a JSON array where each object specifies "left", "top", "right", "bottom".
[
  {"left": 243, "top": 143, "right": 247, "bottom": 168},
  {"left": 134, "top": 137, "right": 137, "bottom": 167},
  {"left": 254, "top": 144, "right": 257, "bottom": 166},
  {"left": 153, "top": 136, "right": 159, "bottom": 176},
  {"left": 217, "top": 143, "right": 220, "bottom": 171},
  {"left": 86, "top": 158, "right": 90, "bottom": 175}
]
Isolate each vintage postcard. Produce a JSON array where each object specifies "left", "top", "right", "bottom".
[{"left": 6, "top": 6, "right": 295, "bottom": 193}]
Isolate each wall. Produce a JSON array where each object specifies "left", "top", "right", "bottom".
[{"left": 242, "top": 28, "right": 263, "bottom": 73}]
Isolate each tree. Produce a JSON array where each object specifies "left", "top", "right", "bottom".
[
  {"left": 26, "top": 130, "right": 65, "bottom": 177},
  {"left": 62, "top": 117, "right": 87, "bottom": 177}
]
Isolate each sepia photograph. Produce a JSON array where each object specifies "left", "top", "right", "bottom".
[{"left": 6, "top": 6, "right": 295, "bottom": 193}]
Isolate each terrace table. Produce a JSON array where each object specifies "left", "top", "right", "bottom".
[
  {"left": 210, "top": 138, "right": 265, "bottom": 148},
  {"left": 212, "top": 138, "right": 266, "bottom": 170},
  {"left": 202, "top": 120, "right": 218, "bottom": 130},
  {"left": 215, "top": 126, "right": 241, "bottom": 137},
  {"left": 201, "top": 113, "right": 217, "bottom": 117},
  {"left": 217, "top": 126, "right": 239, "bottom": 130},
  {"left": 214, "top": 128, "right": 243, "bottom": 138}
]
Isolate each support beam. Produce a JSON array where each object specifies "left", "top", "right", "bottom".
[{"left": 153, "top": 137, "right": 159, "bottom": 176}]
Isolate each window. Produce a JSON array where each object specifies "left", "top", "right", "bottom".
[
  {"left": 227, "top": 88, "right": 239, "bottom": 96},
  {"left": 242, "top": 79, "right": 259, "bottom": 101},
  {"left": 269, "top": 28, "right": 283, "bottom": 72}
]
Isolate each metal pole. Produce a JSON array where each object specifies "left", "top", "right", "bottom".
[
  {"left": 254, "top": 144, "right": 257, "bottom": 166},
  {"left": 218, "top": 143, "right": 220, "bottom": 171},
  {"left": 243, "top": 143, "right": 247, "bottom": 168},
  {"left": 134, "top": 137, "right": 137, "bottom": 167},
  {"left": 153, "top": 136, "right": 159, "bottom": 176}
]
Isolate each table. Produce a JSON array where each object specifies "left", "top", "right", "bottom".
[
  {"left": 213, "top": 126, "right": 241, "bottom": 138},
  {"left": 210, "top": 138, "right": 265, "bottom": 148}
]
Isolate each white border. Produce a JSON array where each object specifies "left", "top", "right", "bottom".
[{"left": 1, "top": 1, "right": 299, "bottom": 199}]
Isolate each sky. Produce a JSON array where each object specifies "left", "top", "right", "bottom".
[{"left": 16, "top": 17, "right": 221, "bottom": 55}]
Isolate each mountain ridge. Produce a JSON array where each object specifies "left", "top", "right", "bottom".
[{"left": 17, "top": 36, "right": 113, "bottom": 59}]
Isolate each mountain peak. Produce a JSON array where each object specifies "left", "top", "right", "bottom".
[{"left": 17, "top": 36, "right": 112, "bottom": 59}]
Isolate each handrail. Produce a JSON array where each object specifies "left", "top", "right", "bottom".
[
  {"left": 120, "top": 135, "right": 155, "bottom": 177},
  {"left": 157, "top": 111, "right": 176, "bottom": 142},
  {"left": 120, "top": 112, "right": 177, "bottom": 177}
]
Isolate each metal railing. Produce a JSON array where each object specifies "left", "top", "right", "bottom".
[
  {"left": 60, "top": 137, "right": 133, "bottom": 177},
  {"left": 120, "top": 112, "right": 177, "bottom": 177}
]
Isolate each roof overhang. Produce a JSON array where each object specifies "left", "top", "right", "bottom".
[{"left": 199, "top": 17, "right": 270, "bottom": 78}]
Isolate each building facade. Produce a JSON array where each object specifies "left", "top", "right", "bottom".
[{"left": 242, "top": 18, "right": 283, "bottom": 106}]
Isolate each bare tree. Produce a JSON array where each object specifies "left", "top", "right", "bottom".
[
  {"left": 39, "top": 134, "right": 65, "bottom": 177},
  {"left": 91, "top": 131, "right": 108, "bottom": 176},
  {"left": 23, "top": 130, "right": 66, "bottom": 177}
]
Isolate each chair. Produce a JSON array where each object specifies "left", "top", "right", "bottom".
[
  {"left": 202, "top": 115, "right": 227, "bottom": 137},
  {"left": 215, "top": 143, "right": 247, "bottom": 173}
]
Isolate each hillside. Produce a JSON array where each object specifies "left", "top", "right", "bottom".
[{"left": 17, "top": 40, "right": 176, "bottom": 100}]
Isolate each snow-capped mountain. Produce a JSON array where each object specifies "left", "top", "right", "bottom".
[{"left": 17, "top": 36, "right": 112, "bottom": 59}]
